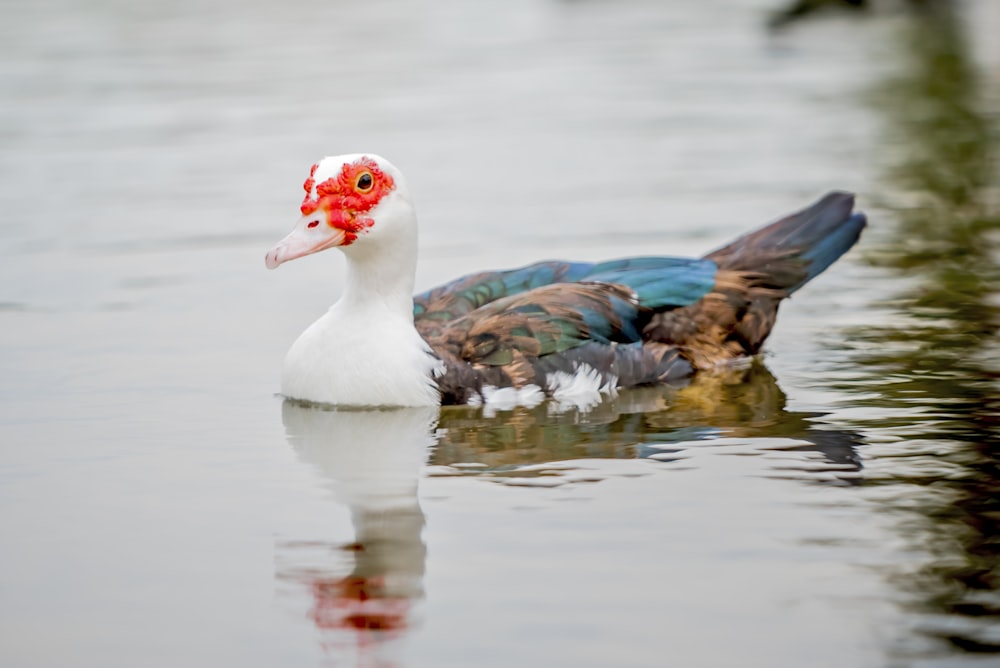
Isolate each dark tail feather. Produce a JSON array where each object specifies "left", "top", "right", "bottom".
[
  {"left": 644, "top": 191, "right": 866, "bottom": 367},
  {"left": 704, "top": 192, "right": 867, "bottom": 294}
]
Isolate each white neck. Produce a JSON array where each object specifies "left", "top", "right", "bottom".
[
  {"left": 280, "top": 199, "right": 441, "bottom": 407},
  {"left": 339, "top": 220, "right": 418, "bottom": 316}
]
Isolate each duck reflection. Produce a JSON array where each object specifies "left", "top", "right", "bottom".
[
  {"left": 434, "top": 362, "right": 863, "bottom": 475},
  {"left": 276, "top": 402, "right": 436, "bottom": 646}
]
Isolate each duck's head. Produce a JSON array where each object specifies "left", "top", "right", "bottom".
[{"left": 265, "top": 154, "right": 412, "bottom": 269}]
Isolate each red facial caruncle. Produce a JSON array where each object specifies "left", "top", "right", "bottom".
[{"left": 300, "top": 157, "right": 395, "bottom": 245}]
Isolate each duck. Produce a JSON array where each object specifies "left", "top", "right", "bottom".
[{"left": 265, "top": 154, "right": 866, "bottom": 408}]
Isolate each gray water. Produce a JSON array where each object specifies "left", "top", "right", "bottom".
[{"left": 2, "top": 1, "right": 999, "bottom": 666}]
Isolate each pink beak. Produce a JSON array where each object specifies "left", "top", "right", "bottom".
[{"left": 265, "top": 215, "right": 346, "bottom": 269}]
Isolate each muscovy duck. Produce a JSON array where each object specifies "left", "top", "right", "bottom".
[{"left": 266, "top": 154, "right": 865, "bottom": 408}]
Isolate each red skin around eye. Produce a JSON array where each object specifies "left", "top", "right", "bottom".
[
  {"left": 300, "top": 158, "right": 394, "bottom": 245},
  {"left": 301, "top": 162, "right": 319, "bottom": 200}
]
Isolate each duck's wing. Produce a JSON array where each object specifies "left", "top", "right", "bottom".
[
  {"left": 423, "top": 266, "right": 718, "bottom": 404},
  {"left": 413, "top": 256, "right": 718, "bottom": 334},
  {"left": 414, "top": 261, "right": 591, "bottom": 328}
]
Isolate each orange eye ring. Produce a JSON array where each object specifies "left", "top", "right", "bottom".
[{"left": 355, "top": 171, "right": 374, "bottom": 193}]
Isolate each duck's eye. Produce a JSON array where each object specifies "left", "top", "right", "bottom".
[{"left": 356, "top": 172, "right": 374, "bottom": 192}]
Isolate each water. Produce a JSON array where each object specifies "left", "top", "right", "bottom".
[{"left": 2, "top": 0, "right": 998, "bottom": 666}]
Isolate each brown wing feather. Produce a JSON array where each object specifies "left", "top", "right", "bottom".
[
  {"left": 645, "top": 192, "right": 863, "bottom": 369},
  {"left": 642, "top": 269, "right": 786, "bottom": 369},
  {"left": 424, "top": 282, "right": 643, "bottom": 404}
]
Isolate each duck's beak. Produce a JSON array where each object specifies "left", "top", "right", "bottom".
[{"left": 265, "top": 214, "right": 346, "bottom": 269}]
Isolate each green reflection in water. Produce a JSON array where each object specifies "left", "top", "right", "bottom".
[
  {"left": 434, "top": 363, "right": 862, "bottom": 479},
  {"left": 842, "top": 3, "right": 1000, "bottom": 656}
]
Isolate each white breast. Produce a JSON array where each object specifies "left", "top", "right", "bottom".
[{"left": 281, "top": 303, "right": 441, "bottom": 407}]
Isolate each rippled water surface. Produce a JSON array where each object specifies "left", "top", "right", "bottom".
[{"left": 2, "top": 1, "right": 999, "bottom": 666}]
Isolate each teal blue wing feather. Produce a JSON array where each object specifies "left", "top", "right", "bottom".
[
  {"left": 413, "top": 257, "right": 718, "bottom": 325},
  {"left": 583, "top": 257, "right": 718, "bottom": 309},
  {"left": 413, "top": 261, "right": 592, "bottom": 323}
]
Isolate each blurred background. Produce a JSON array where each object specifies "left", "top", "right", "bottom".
[{"left": 1, "top": 0, "right": 998, "bottom": 667}]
